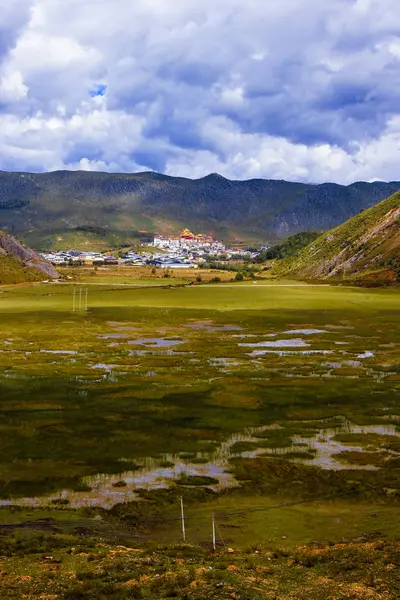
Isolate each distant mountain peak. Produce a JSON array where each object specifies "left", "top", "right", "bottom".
[{"left": 200, "top": 172, "right": 228, "bottom": 180}]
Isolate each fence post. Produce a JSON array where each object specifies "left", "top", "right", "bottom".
[
  {"left": 180, "top": 496, "right": 186, "bottom": 542},
  {"left": 212, "top": 513, "right": 216, "bottom": 551}
]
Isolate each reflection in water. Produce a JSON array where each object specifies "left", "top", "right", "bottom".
[
  {"left": 239, "top": 338, "right": 310, "bottom": 348},
  {"left": 128, "top": 338, "right": 183, "bottom": 348},
  {"left": 2, "top": 418, "right": 399, "bottom": 509},
  {"left": 40, "top": 350, "right": 78, "bottom": 355},
  {"left": 186, "top": 321, "right": 243, "bottom": 332},
  {"left": 248, "top": 349, "right": 334, "bottom": 357},
  {"left": 282, "top": 329, "right": 329, "bottom": 335},
  {"left": 1, "top": 317, "right": 398, "bottom": 510}
]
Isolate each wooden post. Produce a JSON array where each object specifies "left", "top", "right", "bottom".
[
  {"left": 180, "top": 497, "right": 186, "bottom": 542},
  {"left": 212, "top": 513, "right": 216, "bottom": 551}
]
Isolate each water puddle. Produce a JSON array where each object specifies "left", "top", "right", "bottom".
[
  {"left": 3, "top": 418, "right": 398, "bottom": 509},
  {"left": 282, "top": 329, "right": 329, "bottom": 335},
  {"left": 0, "top": 459, "right": 238, "bottom": 510},
  {"left": 186, "top": 321, "right": 243, "bottom": 332},
  {"left": 248, "top": 350, "right": 334, "bottom": 357},
  {"left": 128, "top": 338, "right": 183, "bottom": 348},
  {"left": 40, "top": 350, "right": 78, "bottom": 355},
  {"left": 228, "top": 418, "right": 400, "bottom": 472},
  {"left": 324, "top": 361, "right": 361, "bottom": 368},
  {"left": 239, "top": 339, "right": 310, "bottom": 348},
  {"left": 358, "top": 351, "right": 375, "bottom": 359}
]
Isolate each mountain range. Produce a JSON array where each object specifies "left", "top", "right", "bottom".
[
  {"left": 270, "top": 191, "right": 400, "bottom": 282},
  {"left": 0, "top": 170, "right": 399, "bottom": 248}
]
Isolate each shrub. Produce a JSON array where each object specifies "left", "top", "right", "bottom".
[
  {"left": 210, "top": 276, "right": 221, "bottom": 283},
  {"left": 235, "top": 272, "right": 244, "bottom": 281}
]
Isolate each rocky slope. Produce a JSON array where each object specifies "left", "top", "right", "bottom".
[
  {"left": 270, "top": 191, "right": 400, "bottom": 281},
  {"left": 0, "top": 170, "right": 399, "bottom": 246},
  {"left": 0, "top": 229, "right": 59, "bottom": 283}
]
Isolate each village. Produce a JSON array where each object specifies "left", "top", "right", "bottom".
[{"left": 40, "top": 228, "right": 260, "bottom": 268}]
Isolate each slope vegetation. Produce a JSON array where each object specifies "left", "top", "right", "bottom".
[
  {"left": 256, "top": 231, "right": 320, "bottom": 261},
  {"left": 0, "top": 230, "right": 59, "bottom": 284},
  {"left": 0, "top": 170, "right": 399, "bottom": 247},
  {"left": 270, "top": 191, "right": 400, "bottom": 281}
]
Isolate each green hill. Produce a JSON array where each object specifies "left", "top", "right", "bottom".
[
  {"left": 256, "top": 231, "right": 321, "bottom": 262},
  {"left": 0, "top": 170, "right": 399, "bottom": 248},
  {"left": 269, "top": 191, "right": 400, "bottom": 282},
  {"left": 0, "top": 230, "right": 59, "bottom": 284}
]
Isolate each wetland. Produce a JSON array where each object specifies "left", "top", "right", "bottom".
[{"left": 0, "top": 280, "right": 399, "bottom": 548}]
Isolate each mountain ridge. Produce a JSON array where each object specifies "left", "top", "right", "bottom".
[{"left": 0, "top": 169, "right": 399, "bottom": 248}]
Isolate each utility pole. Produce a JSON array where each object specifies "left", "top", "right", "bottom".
[
  {"left": 180, "top": 497, "right": 186, "bottom": 542},
  {"left": 79, "top": 287, "right": 82, "bottom": 312},
  {"left": 212, "top": 513, "right": 216, "bottom": 551},
  {"left": 72, "top": 287, "right": 76, "bottom": 313},
  {"left": 85, "top": 288, "right": 88, "bottom": 312}
]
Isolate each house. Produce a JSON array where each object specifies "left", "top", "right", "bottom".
[{"left": 149, "top": 258, "right": 198, "bottom": 269}]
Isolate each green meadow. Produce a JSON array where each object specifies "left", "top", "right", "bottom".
[{"left": 0, "top": 280, "right": 399, "bottom": 554}]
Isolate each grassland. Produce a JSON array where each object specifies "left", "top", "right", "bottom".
[
  {"left": 1, "top": 535, "right": 399, "bottom": 599},
  {"left": 61, "top": 264, "right": 235, "bottom": 285},
  {"left": 0, "top": 278, "right": 399, "bottom": 597}
]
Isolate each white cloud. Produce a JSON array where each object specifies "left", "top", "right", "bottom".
[
  {"left": 0, "top": 0, "right": 400, "bottom": 183},
  {"left": 0, "top": 70, "right": 28, "bottom": 102}
]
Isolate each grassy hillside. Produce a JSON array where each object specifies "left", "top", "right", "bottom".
[
  {"left": 270, "top": 191, "right": 400, "bottom": 282},
  {"left": 0, "top": 170, "right": 400, "bottom": 248},
  {"left": 0, "top": 229, "right": 59, "bottom": 284},
  {"left": 256, "top": 231, "right": 321, "bottom": 261},
  {"left": 0, "top": 254, "right": 45, "bottom": 284}
]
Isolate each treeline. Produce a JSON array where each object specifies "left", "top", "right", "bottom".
[
  {"left": 205, "top": 262, "right": 256, "bottom": 273},
  {"left": 256, "top": 231, "right": 320, "bottom": 262}
]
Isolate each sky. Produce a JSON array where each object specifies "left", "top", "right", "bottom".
[{"left": 1, "top": 0, "right": 400, "bottom": 183}]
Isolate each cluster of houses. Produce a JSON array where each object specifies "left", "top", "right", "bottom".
[
  {"left": 152, "top": 229, "right": 258, "bottom": 260},
  {"left": 40, "top": 250, "right": 119, "bottom": 266},
  {"left": 40, "top": 229, "right": 260, "bottom": 268}
]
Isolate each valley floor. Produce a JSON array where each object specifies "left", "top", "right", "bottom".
[{"left": 0, "top": 278, "right": 399, "bottom": 597}]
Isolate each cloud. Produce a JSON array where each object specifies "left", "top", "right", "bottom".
[{"left": 0, "top": 0, "right": 400, "bottom": 183}]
